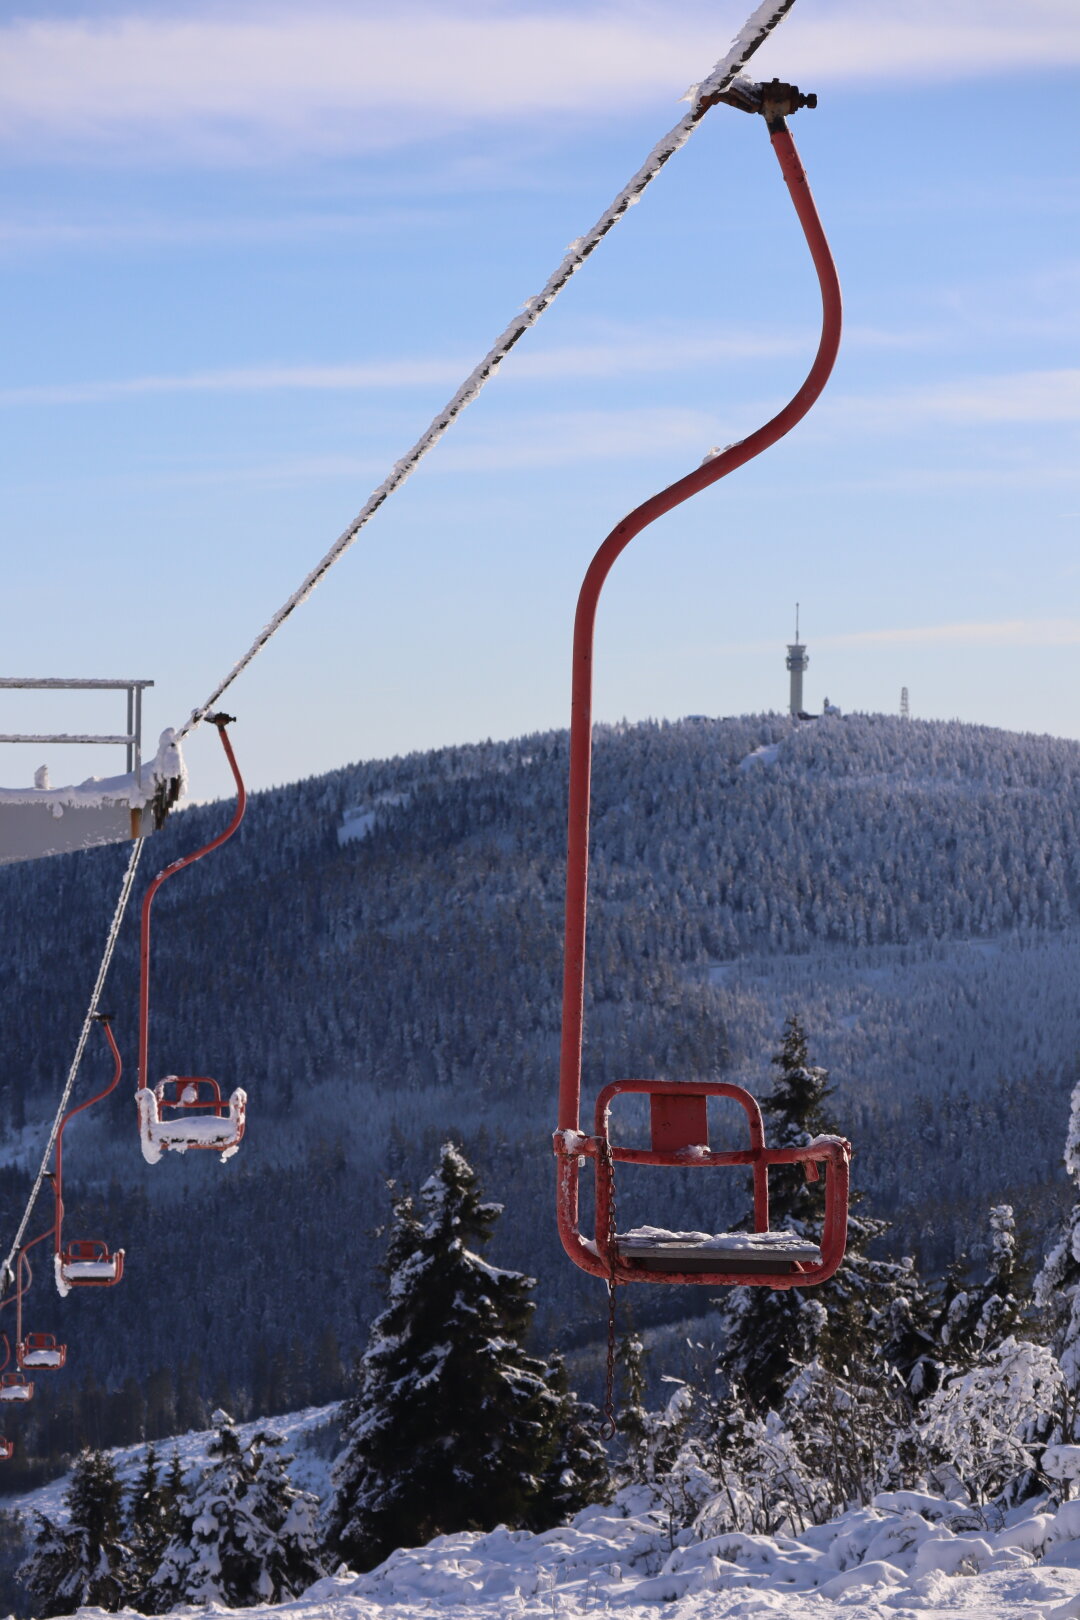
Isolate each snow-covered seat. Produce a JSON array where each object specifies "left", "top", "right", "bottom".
[
  {"left": 55, "top": 1240, "right": 124, "bottom": 1296},
  {"left": 0, "top": 1438, "right": 12, "bottom": 1460},
  {"left": 136, "top": 1078, "right": 246, "bottom": 1165},
  {"left": 0, "top": 1373, "right": 33, "bottom": 1404},
  {"left": 555, "top": 1078, "right": 851, "bottom": 1288},
  {"left": 17, "top": 1333, "right": 65, "bottom": 1370},
  {"left": 617, "top": 1227, "right": 822, "bottom": 1276}
]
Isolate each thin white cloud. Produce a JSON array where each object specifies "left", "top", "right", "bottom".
[
  {"left": 0, "top": 329, "right": 804, "bottom": 406},
  {"left": 820, "top": 620, "right": 1080, "bottom": 651},
  {"left": 0, "top": 2, "right": 1076, "bottom": 165},
  {"left": 828, "top": 369, "right": 1080, "bottom": 429},
  {"left": 0, "top": 207, "right": 445, "bottom": 254}
]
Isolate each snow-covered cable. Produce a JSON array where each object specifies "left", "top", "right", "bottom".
[
  {"left": 0, "top": 838, "right": 145, "bottom": 1294},
  {"left": 178, "top": 0, "right": 796, "bottom": 738}
]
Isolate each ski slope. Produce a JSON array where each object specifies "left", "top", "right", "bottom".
[{"left": 23, "top": 1474, "right": 1080, "bottom": 1618}]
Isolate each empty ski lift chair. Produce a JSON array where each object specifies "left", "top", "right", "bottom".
[
  {"left": 136, "top": 716, "right": 247, "bottom": 1164},
  {"left": 17, "top": 1333, "right": 66, "bottom": 1370},
  {"left": 53, "top": 1017, "right": 125, "bottom": 1296},
  {"left": 14, "top": 1238, "right": 66, "bottom": 1369},
  {"left": 55, "top": 1238, "right": 124, "bottom": 1294},
  {"left": 0, "top": 679, "right": 183, "bottom": 864},
  {"left": 0, "top": 1372, "right": 33, "bottom": 1404},
  {"left": 0, "top": 1439, "right": 13, "bottom": 1461},
  {"left": 553, "top": 80, "right": 851, "bottom": 1291}
]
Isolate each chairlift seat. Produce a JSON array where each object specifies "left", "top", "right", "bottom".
[
  {"left": 617, "top": 1227, "right": 823, "bottom": 1275},
  {"left": 0, "top": 1439, "right": 12, "bottom": 1460},
  {"left": 0, "top": 1373, "right": 33, "bottom": 1403},
  {"left": 55, "top": 1240, "right": 124, "bottom": 1295},
  {"left": 136, "top": 1078, "right": 246, "bottom": 1164},
  {"left": 555, "top": 1078, "right": 851, "bottom": 1288},
  {"left": 18, "top": 1333, "right": 66, "bottom": 1370}
]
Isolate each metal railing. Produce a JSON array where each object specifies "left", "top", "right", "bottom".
[{"left": 0, "top": 680, "right": 153, "bottom": 776}]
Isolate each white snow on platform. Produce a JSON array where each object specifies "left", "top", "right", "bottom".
[{"left": 0, "top": 728, "right": 184, "bottom": 810}]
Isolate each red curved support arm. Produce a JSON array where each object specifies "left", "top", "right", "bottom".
[
  {"left": 138, "top": 722, "right": 246, "bottom": 1090},
  {"left": 54, "top": 1017, "right": 122, "bottom": 1258},
  {"left": 558, "top": 120, "right": 841, "bottom": 1140}
]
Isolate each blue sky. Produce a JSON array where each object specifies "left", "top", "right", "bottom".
[{"left": 1, "top": 0, "right": 1078, "bottom": 800}]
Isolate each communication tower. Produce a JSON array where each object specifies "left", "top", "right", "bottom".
[
  {"left": 786, "top": 604, "right": 808, "bottom": 717},
  {"left": 900, "top": 686, "right": 910, "bottom": 720}
]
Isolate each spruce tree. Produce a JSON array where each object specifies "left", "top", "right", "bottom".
[
  {"left": 934, "top": 1204, "right": 1028, "bottom": 1373},
  {"left": 718, "top": 1015, "right": 840, "bottom": 1410},
  {"left": 327, "top": 1143, "right": 571, "bottom": 1570},
  {"left": 1036, "top": 1077, "right": 1080, "bottom": 1417},
  {"left": 719, "top": 1015, "right": 932, "bottom": 1411},
  {"left": 148, "top": 1410, "right": 321, "bottom": 1608},
  {"left": 127, "top": 1444, "right": 168, "bottom": 1608},
  {"left": 19, "top": 1449, "right": 128, "bottom": 1616},
  {"left": 612, "top": 1332, "right": 649, "bottom": 1487},
  {"left": 532, "top": 1355, "right": 610, "bottom": 1526}
]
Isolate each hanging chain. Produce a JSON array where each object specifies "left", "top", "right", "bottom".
[{"left": 599, "top": 1139, "right": 620, "bottom": 1440}]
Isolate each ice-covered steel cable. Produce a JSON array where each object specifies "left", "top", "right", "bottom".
[
  {"left": 177, "top": 0, "right": 797, "bottom": 740},
  {"left": 0, "top": 839, "right": 144, "bottom": 1295}
]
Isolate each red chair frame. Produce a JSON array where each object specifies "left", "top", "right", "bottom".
[
  {"left": 556, "top": 1079, "right": 849, "bottom": 1287},
  {"left": 553, "top": 91, "right": 851, "bottom": 1288}
]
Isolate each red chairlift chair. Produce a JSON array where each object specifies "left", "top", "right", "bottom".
[
  {"left": 18, "top": 1332, "right": 66, "bottom": 1371},
  {"left": 53, "top": 1016, "right": 125, "bottom": 1295},
  {"left": 0, "top": 1439, "right": 13, "bottom": 1461},
  {"left": 554, "top": 81, "right": 851, "bottom": 1291},
  {"left": 135, "top": 716, "right": 247, "bottom": 1164},
  {"left": 14, "top": 1239, "right": 67, "bottom": 1368},
  {"left": 0, "top": 1372, "right": 33, "bottom": 1404}
]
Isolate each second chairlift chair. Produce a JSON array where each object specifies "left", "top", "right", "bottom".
[{"left": 135, "top": 715, "right": 248, "bottom": 1164}]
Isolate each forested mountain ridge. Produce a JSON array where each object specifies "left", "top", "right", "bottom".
[{"left": 0, "top": 710, "right": 1077, "bottom": 1468}]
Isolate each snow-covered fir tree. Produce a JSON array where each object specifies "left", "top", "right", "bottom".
[
  {"left": 535, "top": 1354, "right": 610, "bottom": 1526},
  {"left": 1036, "top": 1078, "right": 1080, "bottom": 1424},
  {"left": 147, "top": 1410, "right": 322, "bottom": 1609},
  {"left": 718, "top": 1015, "right": 836, "bottom": 1408},
  {"left": 19, "top": 1448, "right": 128, "bottom": 1616},
  {"left": 328, "top": 1142, "right": 606, "bottom": 1570},
  {"left": 719, "top": 1016, "right": 932, "bottom": 1412},
  {"left": 612, "top": 1331, "right": 649, "bottom": 1488},
  {"left": 934, "top": 1203, "right": 1028, "bottom": 1374},
  {"left": 126, "top": 1444, "right": 169, "bottom": 1608}
]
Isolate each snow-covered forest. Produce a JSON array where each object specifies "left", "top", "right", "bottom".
[{"left": 0, "top": 712, "right": 1078, "bottom": 1478}]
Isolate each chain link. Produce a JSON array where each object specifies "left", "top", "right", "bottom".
[{"left": 600, "top": 1139, "right": 619, "bottom": 1441}]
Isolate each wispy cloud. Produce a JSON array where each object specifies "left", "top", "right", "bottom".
[
  {"left": 0, "top": 2, "right": 1076, "bottom": 166},
  {"left": 820, "top": 620, "right": 1080, "bottom": 651},
  {"left": 0, "top": 328, "right": 806, "bottom": 406},
  {"left": 827, "top": 369, "right": 1080, "bottom": 429},
  {"left": 0, "top": 207, "right": 445, "bottom": 255}
]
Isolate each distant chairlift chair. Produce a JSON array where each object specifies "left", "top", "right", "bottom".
[{"left": 53, "top": 1017, "right": 126, "bottom": 1296}]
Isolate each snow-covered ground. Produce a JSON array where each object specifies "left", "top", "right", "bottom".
[{"left": 25, "top": 1466, "right": 1080, "bottom": 1618}]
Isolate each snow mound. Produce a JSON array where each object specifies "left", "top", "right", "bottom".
[
  {"left": 298, "top": 1485, "right": 1080, "bottom": 1619},
  {"left": 738, "top": 740, "right": 782, "bottom": 770},
  {"left": 338, "top": 792, "right": 410, "bottom": 845}
]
